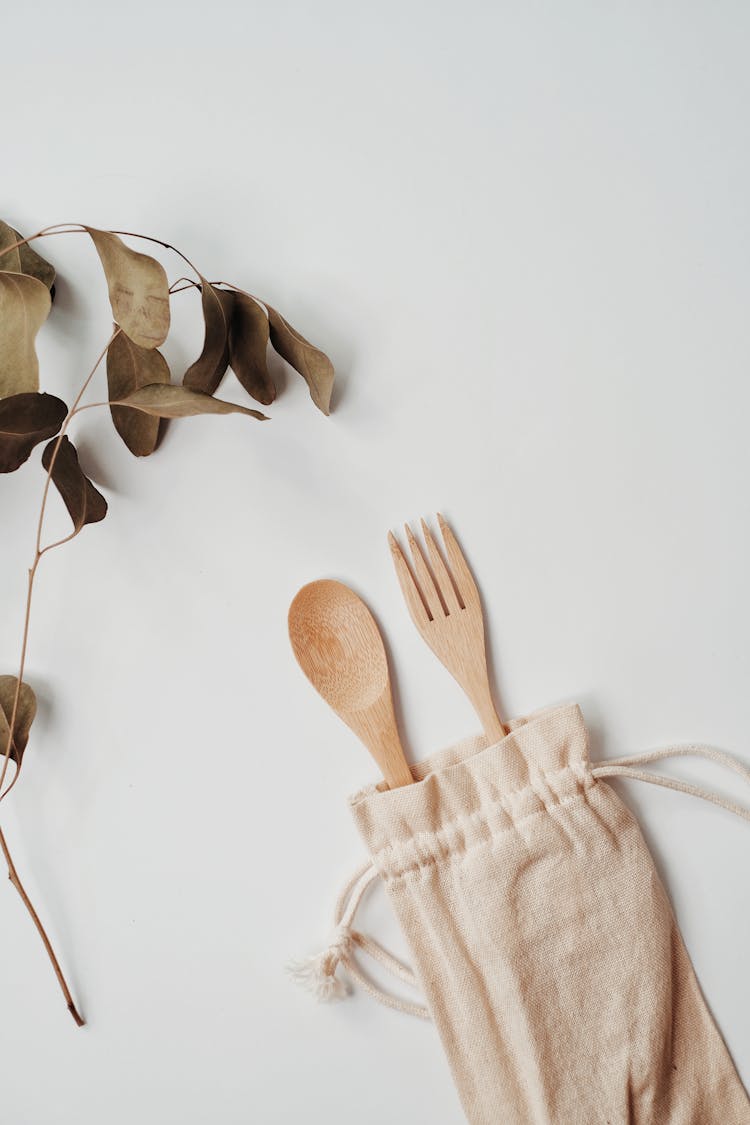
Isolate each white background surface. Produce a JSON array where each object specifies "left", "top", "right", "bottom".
[{"left": 2, "top": 2, "right": 750, "bottom": 1122}]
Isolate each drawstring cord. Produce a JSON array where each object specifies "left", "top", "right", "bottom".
[
  {"left": 592, "top": 743, "right": 750, "bottom": 823},
  {"left": 291, "top": 741, "right": 750, "bottom": 1017},
  {"left": 287, "top": 860, "right": 430, "bottom": 1019}
]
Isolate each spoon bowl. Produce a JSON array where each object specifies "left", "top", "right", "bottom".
[{"left": 289, "top": 580, "right": 387, "bottom": 712}]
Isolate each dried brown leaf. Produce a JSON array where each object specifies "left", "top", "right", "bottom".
[
  {"left": 42, "top": 435, "right": 107, "bottom": 532},
  {"left": 15, "top": 230, "right": 56, "bottom": 293},
  {"left": 0, "top": 675, "right": 37, "bottom": 774},
  {"left": 107, "top": 332, "right": 170, "bottom": 456},
  {"left": 112, "top": 383, "right": 269, "bottom": 420},
  {"left": 228, "top": 293, "right": 274, "bottom": 405},
  {"left": 85, "top": 228, "right": 170, "bottom": 349},
  {"left": 266, "top": 306, "right": 334, "bottom": 415},
  {"left": 0, "top": 392, "right": 67, "bottom": 473},
  {"left": 0, "top": 271, "right": 52, "bottom": 397},
  {"left": 0, "top": 221, "right": 22, "bottom": 272},
  {"left": 0, "top": 223, "right": 56, "bottom": 301},
  {"left": 184, "top": 280, "right": 235, "bottom": 395}
]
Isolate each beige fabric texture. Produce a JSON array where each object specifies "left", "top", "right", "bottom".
[{"left": 350, "top": 703, "right": 750, "bottom": 1125}]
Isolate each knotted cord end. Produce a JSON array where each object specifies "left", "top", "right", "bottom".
[{"left": 287, "top": 924, "right": 354, "bottom": 1003}]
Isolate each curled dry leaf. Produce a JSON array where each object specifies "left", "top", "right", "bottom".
[
  {"left": 41, "top": 435, "right": 107, "bottom": 532},
  {"left": 107, "top": 332, "right": 170, "bottom": 456},
  {"left": 0, "top": 675, "right": 37, "bottom": 776},
  {"left": 0, "top": 221, "right": 22, "bottom": 272},
  {"left": 0, "top": 392, "right": 67, "bottom": 473},
  {"left": 85, "top": 228, "right": 170, "bottom": 349},
  {"left": 267, "top": 306, "right": 334, "bottom": 415},
  {"left": 0, "top": 222, "right": 56, "bottom": 302},
  {"left": 184, "top": 279, "right": 235, "bottom": 395},
  {"left": 15, "top": 231, "right": 56, "bottom": 294},
  {"left": 112, "top": 382, "right": 269, "bottom": 420},
  {"left": 228, "top": 293, "right": 274, "bottom": 406},
  {"left": 0, "top": 271, "right": 52, "bottom": 397}
]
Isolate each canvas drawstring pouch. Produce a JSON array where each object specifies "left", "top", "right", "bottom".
[{"left": 292, "top": 703, "right": 750, "bottom": 1124}]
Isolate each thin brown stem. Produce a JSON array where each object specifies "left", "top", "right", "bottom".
[
  {"left": 39, "top": 527, "right": 83, "bottom": 557},
  {"left": 0, "top": 224, "right": 85, "bottom": 257},
  {"left": 0, "top": 766, "right": 20, "bottom": 801},
  {"left": 0, "top": 563, "right": 39, "bottom": 799},
  {"left": 0, "top": 827, "right": 85, "bottom": 1026},
  {"left": 109, "top": 230, "right": 202, "bottom": 279},
  {"left": 69, "top": 401, "right": 111, "bottom": 415},
  {"left": 169, "top": 276, "right": 200, "bottom": 294},
  {"left": 0, "top": 328, "right": 119, "bottom": 797},
  {"left": 0, "top": 329, "right": 119, "bottom": 1028}
]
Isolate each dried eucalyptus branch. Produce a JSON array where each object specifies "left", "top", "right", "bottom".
[
  {"left": 0, "top": 218, "right": 335, "bottom": 1025},
  {"left": 0, "top": 329, "right": 117, "bottom": 801}
]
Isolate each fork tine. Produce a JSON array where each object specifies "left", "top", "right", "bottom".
[
  {"left": 420, "top": 518, "right": 461, "bottom": 613},
  {"left": 388, "top": 531, "right": 431, "bottom": 625},
  {"left": 404, "top": 523, "right": 446, "bottom": 618},
  {"left": 437, "top": 513, "right": 478, "bottom": 608}
]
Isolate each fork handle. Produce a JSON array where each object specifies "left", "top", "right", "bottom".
[
  {"left": 462, "top": 677, "right": 507, "bottom": 744},
  {"left": 476, "top": 702, "right": 507, "bottom": 744}
]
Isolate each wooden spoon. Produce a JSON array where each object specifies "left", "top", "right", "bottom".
[{"left": 288, "top": 579, "right": 413, "bottom": 788}]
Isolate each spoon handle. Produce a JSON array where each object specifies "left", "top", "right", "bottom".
[{"left": 345, "top": 691, "right": 414, "bottom": 789}]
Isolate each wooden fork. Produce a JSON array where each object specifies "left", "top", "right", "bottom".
[{"left": 388, "top": 514, "right": 507, "bottom": 744}]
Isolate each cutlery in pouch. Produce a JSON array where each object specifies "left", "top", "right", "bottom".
[{"left": 293, "top": 703, "right": 750, "bottom": 1124}]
